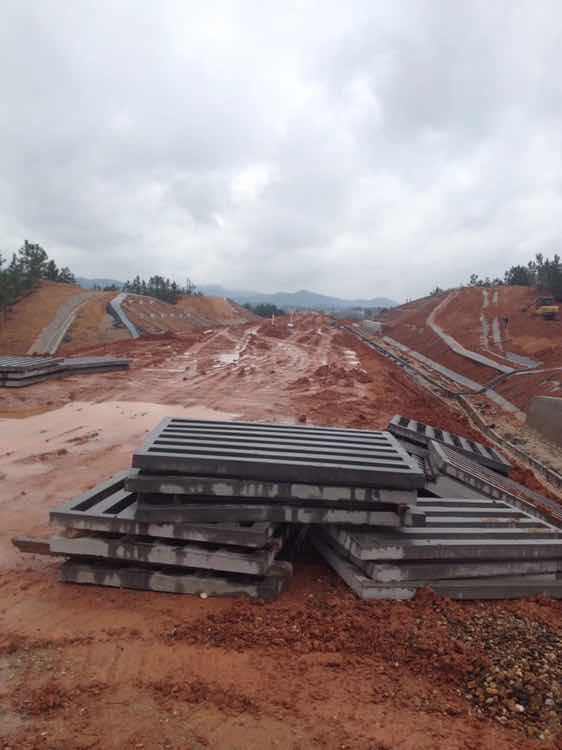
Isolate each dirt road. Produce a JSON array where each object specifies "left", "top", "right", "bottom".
[{"left": 0, "top": 315, "right": 560, "bottom": 749}]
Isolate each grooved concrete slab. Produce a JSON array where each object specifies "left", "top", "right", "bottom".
[
  {"left": 51, "top": 534, "right": 283, "bottom": 575},
  {"left": 389, "top": 414, "right": 510, "bottom": 475},
  {"left": 125, "top": 469, "right": 416, "bottom": 506},
  {"left": 0, "top": 355, "right": 129, "bottom": 388},
  {"left": 134, "top": 500, "right": 423, "bottom": 526},
  {"left": 314, "top": 536, "right": 562, "bottom": 600},
  {"left": 50, "top": 472, "right": 276, "bottom": 548},
  {"left": 132, "top": 418, "right": 424, "bottom": 489},
  {"left": 316, "top": 530, "right": 562, "bottom": 581},
  {"left": 428, "top": 441, "right": 562, "bottom": 524},
  {"left": 60, "top": 559, "right": 292, "bottom": 599},
  {"left": 0, "top": 355, "right": 62, "bottom": 373}
]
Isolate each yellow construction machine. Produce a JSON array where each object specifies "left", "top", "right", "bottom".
[{"left": 533, "top": 296, "right": 560, "bottom": 320}]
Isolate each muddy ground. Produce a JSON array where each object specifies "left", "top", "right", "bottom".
[{"left": 0, "top": 314, "right": 560, "bottom": 749}]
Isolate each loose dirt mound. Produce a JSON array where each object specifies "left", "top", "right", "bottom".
[{"left": 0, "top": 280, "right": 83, "bottom": 355}]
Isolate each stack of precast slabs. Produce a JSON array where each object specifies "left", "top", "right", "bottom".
[
  {"left": 0, "top": 355, "right": 129, "bottom": 387},
  {"left": 19, "top": 418, "right": 426, "bottom": 599},
  {"left": 313, "top": 419, "right": 562, "bottom": 600},
  {"left": 388, "top": 415, "right": 511, "bottom": 475},
  {"left": 0, "top": 355, "right": 64, "bottom": 387},
  {"left": 61, "top": 356, "right": 130, "bottom": 376},
  {"left": 36, "top": 472, "right": 292, "bottom": 599},
  {"left": 127, "top": 418, "right": 425, "bottom": 526}
]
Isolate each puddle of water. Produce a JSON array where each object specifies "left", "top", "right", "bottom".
[
  {"left": 342, "top": 349, "right": 360, "bottom": 366},
  {"left": 216, "top": 352, "right": 239, "bottom": 365}
]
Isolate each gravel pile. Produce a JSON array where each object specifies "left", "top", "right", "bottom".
[{"left": 451, "top": 610, "right": 561, "bottom": 740}]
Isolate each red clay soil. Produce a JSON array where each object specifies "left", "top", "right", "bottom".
[
  {"left": 59, "top": 292, "right": 131, "bottom": 354},
  {"left": 121, "top": 294, "right": 256, "bottom": 336},
  {"left": 433, "top": 286, "right": 562, "bottom": 372},
  {"left": 0, "top": 280, "right": 84, "bottom": 355},
  {"left": 380, "top": 293, "right": 501, "bottom": 385},
  {"left": 0, "top": 313, "right": 560, "bottom": 749},
  {"left": 381, "top": 287, "right": 562, "bottom": 412}
]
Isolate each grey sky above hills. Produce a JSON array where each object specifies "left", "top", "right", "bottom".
[{"left": 3, "top": 2, "right": 562, "bottom": 300}]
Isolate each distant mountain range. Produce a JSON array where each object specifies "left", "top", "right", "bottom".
[
  {"left": 199, "top": 285, "right": 397, "bottom": 310},
  {"left": 76, "top": 277, "right": 396, "bottom": 310}
]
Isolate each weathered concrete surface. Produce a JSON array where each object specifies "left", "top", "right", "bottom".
[
  {"left": 313, "top": 535, "right": 562, "bottom": 600},
  {"left": 109, "top": 292, "right": 140, "bottom": 338},
  {"left": 527, "top": 396, "right": 562, "bottom": 448},
  {"left": 28, "top": 291, "right": 93, "bottom": 354},
  {"left": 50, "top": 534, "right": 283, "bottom": 575},
  {"left": 60, "top": 559, "right": 292, "bottom": 599}
]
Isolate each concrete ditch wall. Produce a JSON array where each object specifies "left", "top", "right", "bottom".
[
  {"left": 527, "top": 397, "right": 562, "bottom": 448},
  {"left": 109, "top": 293, "right": 140, "bottom": 338}
]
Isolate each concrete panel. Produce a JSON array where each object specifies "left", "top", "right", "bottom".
[
  {"left": 527, "top": 396, "right": 562, "bottom": 448},
  {"left": 324, "top": 526, "right": 562, "bottom": 561},
  {"left": 314, "top": 536, "right": 562, "bottom": 600},
  {"left": 50, "top": 472, "right": 276, "bottom": 548},
  {"left": 317, "top": 531, "right": 562, "bottom": 581},
  {"left": 132, "top": 418, "right": 425, "bottom": 489},
  {"left": 125, "top": 469, "right": 416, "bottom": 506},
  {"left": 60, "top": 559, "right": 292, "bottom": 599},
  {"left": 134, "top": 500, "right": 422, "bottom": 526},
  {"left": 50, "top": 534, "right": 283, "bottom": 575},
  {"left": 389, "top": 414, "right": 510, "bottom": 475}
]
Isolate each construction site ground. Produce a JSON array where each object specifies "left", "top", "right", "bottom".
[{"left": 0, "top": 315, "right": 561, "bottom": 749}]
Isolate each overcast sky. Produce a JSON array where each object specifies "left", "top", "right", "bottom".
[{"left": 2, "top": 1, "right": 562, "bottom": 302}]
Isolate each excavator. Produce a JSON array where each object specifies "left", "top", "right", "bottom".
[{"left": 533, "top": 296, "right": 560, "bottom": 320}]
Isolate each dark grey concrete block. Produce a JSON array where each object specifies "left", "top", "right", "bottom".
[
  {"left": 50, "top": 534, "right": 283, "bottom": 575},
  {"left": 50, "top": 472, "right": 277, "bottom": 548},
  {"left": 125, "top": 469, "right": 416, "bottom": 507},
  {"left": 389, "top": 415, "right": 510, "bottom": 474},
  {"left": 428, "top": 441, "right": 562, "bottom": 525},
  {"left": 134, "top": 499, "right": 423, "bottom": 526},
  {"left": 324, "top": 525, "right": 562, "bottom": 561},
  {"left": 59, "top": 559, "right": 293, "bottom": 599},
  {"left": 131, "top": 418, "right": 425, "bottom": 489},
  {"left": 313, "top": 536, "right": 562, "bottom": 600}
]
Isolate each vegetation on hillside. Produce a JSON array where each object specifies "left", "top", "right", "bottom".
[
  {"left": 243, "top": 302, "right": 285, "bottom": 317},
  {"left": 465, "top": 254, "right": 562, "bottom": 300},
  {"left": 121, "top": 275, "right": 200, "bottom": 305},
  {"left": 0, "top": 241, "right": 75, "bottom": 317}
]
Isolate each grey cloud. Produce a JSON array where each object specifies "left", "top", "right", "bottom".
[{"left": 2, "top": 0, "right": 562, "bottom": 300}]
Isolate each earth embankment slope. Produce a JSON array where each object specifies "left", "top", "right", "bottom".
[
  {"left": 0, "top": 280, "right": 84, "bottom": 355},
  {"left": 380, "top": 285, "right": 562, "bottom": 411},
  {"left": 0, "top": 282, "right": 259, "bottom": 357}
]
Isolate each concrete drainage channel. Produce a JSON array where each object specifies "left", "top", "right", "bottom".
[
  {"left": 344, "top": 325, "right": 562, "bottom": 496},
  {"left": 28, "top": 292, "right": 94, "bottom": 355}
]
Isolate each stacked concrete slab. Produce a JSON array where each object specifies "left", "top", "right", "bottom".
[
  {"left": 0, "top": 355, "right": 129, "bottom": 387},
  {"left": 18, "top": 415, "right": 562, "bottom": 601},
  {"left": 312, "top": 415, "right": 562, "bottom": 599},
  {"left": 21, "top": 418, "right": 426, "bottom": 599}
]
